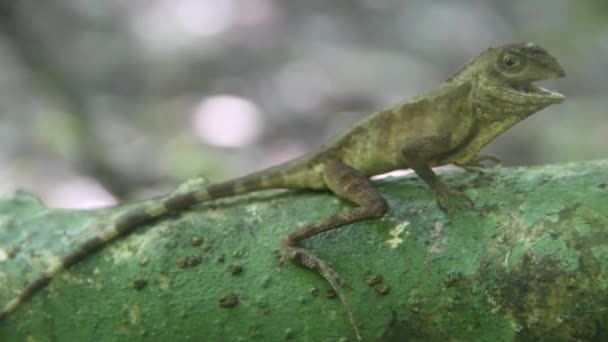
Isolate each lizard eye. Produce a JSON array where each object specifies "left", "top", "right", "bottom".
[{"left": 502, "top": 54, "right": 519, "bottom": 68}]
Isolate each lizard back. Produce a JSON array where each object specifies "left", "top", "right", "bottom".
[{"left": 319, "top": 82, "right": 475, "bottom": 176}]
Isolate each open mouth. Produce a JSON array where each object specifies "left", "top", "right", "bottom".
[{"left": 511, "top": 82, "right": 564, "bottom": 102}]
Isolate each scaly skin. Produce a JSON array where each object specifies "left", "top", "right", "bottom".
[{"left": 0, "top": 42, "right": 565, "bottom": 340}]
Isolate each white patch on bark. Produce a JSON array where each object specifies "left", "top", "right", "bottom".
[{"left": 386, "top": 221, "right": 410, "bottom": 249}]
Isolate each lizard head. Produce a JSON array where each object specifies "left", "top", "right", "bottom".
[
  {"left": 490, "top": 42, "right": 565, "bottom": 102},
  {"left": 465, "top": 42, "right": 566, "bottom": 117}
]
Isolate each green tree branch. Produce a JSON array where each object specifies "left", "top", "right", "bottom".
[{"left": 1, "top": 160, "right": 607, "bottom": 341}]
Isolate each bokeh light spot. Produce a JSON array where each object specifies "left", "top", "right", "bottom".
[
  {"left": 175, "top": 0, "right": 235, "bottom": 37},
  {"left": 193, "top": 95, "right": 264, "bottom": 148},
  {"left": 47, "top": 176, "right": 117, "bottom": 209}
]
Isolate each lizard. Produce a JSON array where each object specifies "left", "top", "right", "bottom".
[{"left": 0, "top": 42, "right": 565, "bottom": 339}]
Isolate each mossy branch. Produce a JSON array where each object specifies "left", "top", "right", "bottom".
[{"left": 1, "top": 160, "right": 607, "bottom": 341}]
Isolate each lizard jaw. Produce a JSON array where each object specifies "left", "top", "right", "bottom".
[{"left": 510, "top": 82, "right": 565, "bottom": 103}]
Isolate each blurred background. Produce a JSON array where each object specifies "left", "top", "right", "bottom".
[{"left": 0, "top": 0, "right": 605, "bottom": 208}]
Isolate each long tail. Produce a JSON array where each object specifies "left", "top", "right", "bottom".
[{"left": 0, "top": 163, "right": 310, "bottom": 322}]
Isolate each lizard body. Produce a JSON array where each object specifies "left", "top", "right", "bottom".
[{"left": 0, "top": 43, "right": 565, "bottom": 339}]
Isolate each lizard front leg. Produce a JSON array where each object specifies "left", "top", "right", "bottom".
[
  {"left": 280, "top": 159, "right": 388, "bottom": 341},
  {"left": 401, "top": 137, "right": 474, "bottom": 217}
]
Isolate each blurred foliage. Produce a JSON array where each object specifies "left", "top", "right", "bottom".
[{"left": 0, "top": 0, "right": 606, "bottom": 207}]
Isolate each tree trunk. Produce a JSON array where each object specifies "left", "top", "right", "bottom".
[{"left": 1, "top": 160, "right": 607, "bottom": 341}]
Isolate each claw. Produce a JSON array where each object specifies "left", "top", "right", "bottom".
[
  {"left": 455, "top": 154, "right": 502, "bottom": 171},
  {"left": 432, "top": 183, "right": 475, "bottom": 219},
  {"left": 283, "top": 246, "right": 361, "bottom": 340}
]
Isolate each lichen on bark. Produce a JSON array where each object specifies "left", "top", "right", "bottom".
[{"left": 1, "top": 160, "right": 607, "bottom": 341}]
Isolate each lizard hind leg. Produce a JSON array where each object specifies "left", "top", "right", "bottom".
[{"left": 280, "top": 159, "right": 388, "bottom": 341}]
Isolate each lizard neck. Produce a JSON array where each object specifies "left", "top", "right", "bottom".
[
  {"left": 444, "top": 100, "right": 540, "bottom": 165},
  {"left": 441, "top": 72, "right": 554, "bottom": 165}
]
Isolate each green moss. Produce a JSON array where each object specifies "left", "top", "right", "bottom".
[
  {"left": 529, "top": 234, "right": 580, "bottom": 271},
  {"left": 506, "top": 242, "right": 527, "bottom": 270},
  {"left": 591, "top": 245, "right": 608, "bottom": 272},
  {"left": 1, "top": 160, "right": 607, "bottom": 341}
]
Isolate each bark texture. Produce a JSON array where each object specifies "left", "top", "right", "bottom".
[{"left": 0, "top": 160, "right": 607, "bottom": 341}]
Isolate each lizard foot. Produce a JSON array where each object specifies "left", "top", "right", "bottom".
[
  {"left": 455, "top": 154, "right": 502, "bottom": 171},
  {"left": 432, "top": 183, "right": 475, "bottom": 220},
  {"left": 282, "top": 246, "right": 352, "bottom": 290},
  {"left": 281, "top": 245, "right": 360, "bottom": 340}
]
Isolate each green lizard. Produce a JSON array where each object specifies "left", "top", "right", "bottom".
[{"left": 0, "top": 42, "right": 565, "bottom": 339}]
